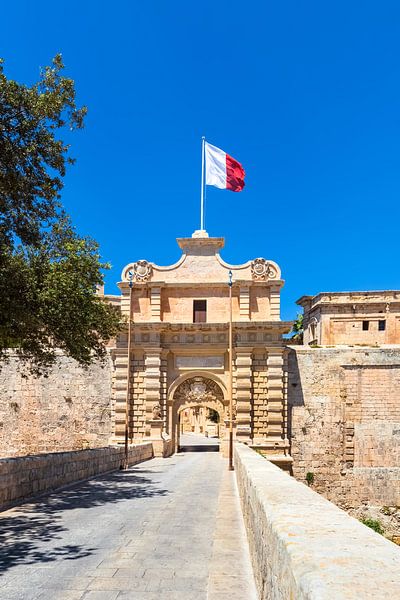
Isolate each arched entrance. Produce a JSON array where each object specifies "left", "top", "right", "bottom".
[{"left": 168, "top": 375, "right": 227, "bottom": 452}]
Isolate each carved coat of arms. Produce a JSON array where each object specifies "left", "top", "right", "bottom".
[
  {"left": 175, "top": 377, "right": 224, "bottom": 403},
  {"left": 131, "top": 260, "right": 153, "bottom": 283},
  {"left": 251, "top": 258, "right": 277, "bottom": 281}
]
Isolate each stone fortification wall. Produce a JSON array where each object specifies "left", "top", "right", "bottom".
[
  {"left": 0, "top": 354, "right": 114, "bottom": 457},
  {"left": 0, "top": 443, "right": 153, "bottom": 510},
  {"left": 287, "top": 347, "right": 400, "bottom": 507},
  {"left": 235, "top": 443, "right": 400, "bottom": 600}
]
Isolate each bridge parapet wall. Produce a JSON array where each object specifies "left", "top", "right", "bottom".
[
  {"left": 235, "top": 443, "right": 400, "bottom": 599},
  {"left": 0, "top": 443, "right": 153, "bottom": 511}
]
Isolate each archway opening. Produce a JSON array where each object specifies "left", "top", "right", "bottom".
[
  {"left": 178, "top": 404, "right": 222, "bottom": 452},
  {"left": 170, "top": 375, "right": 226, "bottom": 453}
]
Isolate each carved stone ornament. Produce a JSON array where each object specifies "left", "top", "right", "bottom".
[
  {"left": 251, "top": 258, "right": 277, "bottom": 281},
  {"left": 152, "top": 403, "right": 163, "bottom": 419},
  {"left": 131, "top": 260, "right": 153, "bottom": 283},
  {"left": 174, "top": 377, "right": 224, "bottom": 403}
]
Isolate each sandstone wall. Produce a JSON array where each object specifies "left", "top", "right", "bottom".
[
  {"left": 0, "top": 354, "right": 114, "bottom": 457},
  {"left": 287, "top": 347, "right": 400, "bottom": 507},
  {"left": 235, "top": 443, "right": 400, "bottom": 600},
  {"left": 0, "top": 443, "right": 153, "bottom": 510}
]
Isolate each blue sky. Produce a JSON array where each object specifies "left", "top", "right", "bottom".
[{"left": 3, "top": 1, "right": 400, "bottom": 320}]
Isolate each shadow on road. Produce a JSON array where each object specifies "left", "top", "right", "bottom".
[
  {"left": 178, "top": 444, "right": 220, "bottom": 452},
  {"left": 0, "top": 468, "right": 169, "bottom": 575}
]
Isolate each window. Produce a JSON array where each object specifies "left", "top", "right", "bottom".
[
  {"left": 362, "top": 320, "right": 369, "bottom": 331},
  {"left": 378, "top": 320, "right": 386, "bottom": 331},
  {"left": 193, "top": 300, "right": 207, "bottom": 323}
]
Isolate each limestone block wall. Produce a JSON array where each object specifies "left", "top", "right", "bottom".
[
  {"left": 0, "top": 443, "right": 153, "bottom": 510},
  {"left": 234, "top": 443, "right": 400, "bottom": 600},
  {"left": 287, "top": 347, "right": 400, "bottom": 507},
  {"left": 0, "top": 354, "right": 114, "bottom": 458}
]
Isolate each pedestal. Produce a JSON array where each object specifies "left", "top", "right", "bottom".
[
  {"left": 220, "top": 419, "right": 236, "bottom": 458},
  {"left": 148, "top": 419, "right": 173, "bottom": 458}
]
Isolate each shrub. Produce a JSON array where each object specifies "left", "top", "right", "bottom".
[
  {"left": 360, "top": 518, "right": 384, "bottom": 535},
  {"left": 305, "top": 471, "right": 314, "bottom": 486}
]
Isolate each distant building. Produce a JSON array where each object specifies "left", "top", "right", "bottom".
[{"left": 297, "top": 291, "right": 400, "bottom": 346}]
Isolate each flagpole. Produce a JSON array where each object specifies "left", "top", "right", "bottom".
[
  {"left": 228, "top": 270, "right": 234, "bottom": 471},
  {"left": 200, "top": 136, "right": 205, "bottom": 230}
]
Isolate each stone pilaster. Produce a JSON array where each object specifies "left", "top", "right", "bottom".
[
  {"left": 266, "top": 348, "right": 286, "bottom": 444},
  {"left": 111, "top": 347, "right": 146, "bottom": 443},
  {"left": 111, "top": 348, "right": 129, "bottom": 442},
  {"left": 239, "top": 285, "right": 250, "bottom": 321},
  {"left": 270, "top": 286, "right": 281, "bottom": 320},
  {"left": 252, "top": 351, "right": 268, "bottom": 442},
  {"left": 131, "top": 351, "right": 146, "bottom": 438},
  {"left": 160, "top": 350, "right": 168, "bottom": 430},
  {"left": 150, "top": 286, "right": 161, "bottom": 321},
  {"left": 143, "top": 348, "right": 162, "bottom": 434},
  {"left": 235, "top": 348, "right": 253, "bottom": 442}
]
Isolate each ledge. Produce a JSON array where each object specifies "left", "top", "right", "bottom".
[{"left": 234, "top": 443, "right": 400, "bottom": 599}]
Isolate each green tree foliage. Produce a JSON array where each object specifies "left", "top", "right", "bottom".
[
  {"left": 0, "top": 55, "right": 120, "bottom": 374},
  {"left": 291, "top": 313, "right": 304, "bottom": 342}
]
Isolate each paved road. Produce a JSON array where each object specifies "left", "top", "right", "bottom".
[
  {"left": 179, "top": 433, "right": 220, "bottom": 452},
  {"left": 0, "top": 444, "right": 257, "bottom": 600}
]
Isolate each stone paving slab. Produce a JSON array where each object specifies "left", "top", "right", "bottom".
[
  {"left": 207, "top": 469, "right": 257, "bottom": 600},
  {"left": 0, "top": 450, "right": 257, "bottom": 600}
]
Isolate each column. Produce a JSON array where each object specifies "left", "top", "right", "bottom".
[
  {"left": 270, "top": 285, "right": 281, "bottom": 320},
  {"left": 266, "top": 348, "right": 286, "bottom": 445},
  {"left": 235, "top": 348, "right": 253, "bottom": 443},
  {"left": 143, "top": 348, "right": 162, "bottom": 434},
  {"left": 111, "top": 348, "right": 129, "bottom": 443},
  {"left": 111, "top": 347, "right": 147, "bottom": 444},
  {"left": 239, "top": 285, "right": 250, "bottom": 321},
  {"left": 150, "top": 286, "right": 161, "bottom": 321}
]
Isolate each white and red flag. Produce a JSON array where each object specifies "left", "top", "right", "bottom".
[{"left": 205, "top": 142, "right": 245, "bottom": 192}]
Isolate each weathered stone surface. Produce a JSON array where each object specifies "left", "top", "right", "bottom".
[
  {"left": 0, "top": 353, "right": 113, "bottom": 457},
  {"left": 235, "top": 443, "right": 400, "bottom": 600},
  {"left": 0, "top": 443, "right": 153, "bottom": 510},
  {"left": 288, "top": 346, "right": 400, "bottom": 508}
]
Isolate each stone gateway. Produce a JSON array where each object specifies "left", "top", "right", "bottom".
[{"left": 107, "top": 229, "right": 292, "bottom": 460}]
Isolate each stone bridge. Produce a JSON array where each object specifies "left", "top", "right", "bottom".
[{"left": 0, "top": 438, "right": 399, "bottom": 600}]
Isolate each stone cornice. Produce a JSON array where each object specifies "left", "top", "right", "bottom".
[
  {"left": 297, "top": 290, "right": 400, "bottom": 308},
  {"left": 117, "top": 280, "right": 284, "bottom": 291},
  {"left": 119, "top": 320, "right": 293, "bottom": 334}
]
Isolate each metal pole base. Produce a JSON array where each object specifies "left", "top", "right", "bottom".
[{"left": 228, "top": 430, "right": 234, "bottom": 471}]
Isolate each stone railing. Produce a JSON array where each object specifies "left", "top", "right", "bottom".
[
  {"left": 234, "top": 443, "right": 400, "bottom": 599},
  {"left": 0, "top": 443, "right": 153, "bottom": 511}
]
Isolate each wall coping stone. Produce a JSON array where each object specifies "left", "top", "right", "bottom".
[
  {"left": 235, "top": 443, "right": 400, "bottom": 599},
  {"left": 0, "top": 444, "right": 153, "bottom": 511}
]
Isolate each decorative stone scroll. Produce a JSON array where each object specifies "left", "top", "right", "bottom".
[
  {"left": 251, "top": 258, "right": 278, "bottom": 281},
  {"left": 174, "top": 377, "right": 224, "bottom": 404},
  {"left": 131, "top": 260, "right": 153, "bottom": 283}
]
